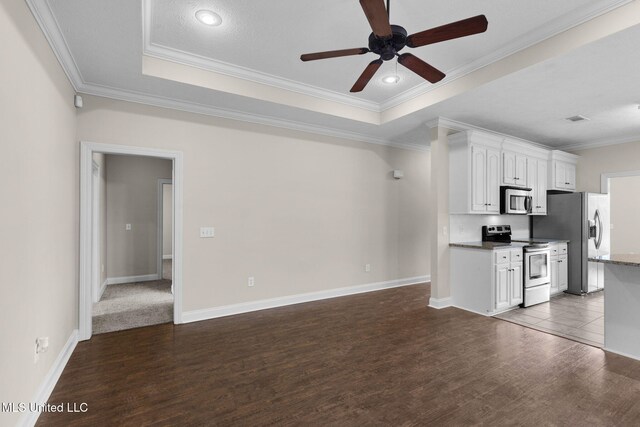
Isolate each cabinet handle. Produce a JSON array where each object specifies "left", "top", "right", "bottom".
[
  {"left": 565, "top": 182, "right": 570, "bottom": 185},
  {"left": 558, "top": 260, "right": 563, "bottom": 263}
]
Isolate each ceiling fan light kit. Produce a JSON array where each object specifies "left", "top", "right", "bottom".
[{"left": 300, "top": 0, "right": 488, "bottom": 93}]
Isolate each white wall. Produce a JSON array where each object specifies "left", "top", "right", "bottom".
[
  {"left": 0, "top": 0, "right": 77, "bottom": 425},
  {"left": 609, "top": 175, "right": 640, "bottom": 254},
  {"left": 77, "top": 96, "right": 430, "bottom": 312},
  {"left": 449, "top": 215, "right": 530, "bottom": 243},
  {"left": 105, "top": 155, "right": 172, "bottom": 279},
  {"left": 163, "top": 183, "right": 173, "bottom": 258}
]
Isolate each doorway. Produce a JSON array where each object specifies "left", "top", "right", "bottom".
[{"left": 79, "top": 142, "right": 183, "bottom": 341}]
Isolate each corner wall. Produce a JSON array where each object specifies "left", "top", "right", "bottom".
[
  {"left": 76, "top": 96, "right": 430, "bottom": 313},
  {"left": 572, "top": 140, "right": 640, "bottom": 192},
  {"left": 0, "top": 0, "right": 78, "bottom": 425}
]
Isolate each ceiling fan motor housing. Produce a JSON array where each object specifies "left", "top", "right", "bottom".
[{"left": 368, "top": 25, "right": 407, "bottom": 61}]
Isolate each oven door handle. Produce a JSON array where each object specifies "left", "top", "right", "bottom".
[{"left": 524, "top": 196, "right": 533, "bottom": 213}]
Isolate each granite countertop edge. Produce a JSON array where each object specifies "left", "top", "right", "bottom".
[
  {"left": 589, "top": 255, "right": 640, "bottom": 267},
  {"left": 450, "top": 239, "right": 570, "bottom": 251}
]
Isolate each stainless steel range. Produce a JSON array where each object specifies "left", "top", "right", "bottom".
[
  {"left": 523, "top": 243, "right": 551, "bottom": 307},
  {"left": 482, "top": 224, "right": 551, "bottom": 307}
]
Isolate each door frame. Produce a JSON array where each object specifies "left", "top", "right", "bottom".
[
  {"left": 79, "top": 141, "right": 184, "bottom": 341},
  {"left": 600, "top": 170, "right": 640, "bottom": 193},
  {"left": 157, "top": 178, "right": 173, "bottom": 285},
  {"left": 91, "top": 160, "right": 102, "bottom": 303}
]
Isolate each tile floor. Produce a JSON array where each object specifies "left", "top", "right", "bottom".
[{"left": 494, "top": 291, "right": 604, "bottom": 347}]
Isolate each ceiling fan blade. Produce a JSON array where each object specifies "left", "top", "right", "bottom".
[
  {"left": 350, "top": 59, "right": 383, "bottom": 92},
  {"left": 406, "top": 15, "right": 488, "bottom": 48},
  {"left": 359, "top": 0, "right": 393, "bottom": 39},
  {"left": 397, "top": 53, "right": 445, "bottom": 83},
  {"left": 300, "top": 48, "right": 370, "bottom": 62}
]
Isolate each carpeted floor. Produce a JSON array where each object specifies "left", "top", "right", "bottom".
[{"left": 92, "top": 280, "right": 173, "bottom": 334}]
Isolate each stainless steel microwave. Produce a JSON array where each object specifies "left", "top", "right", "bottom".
[{"left": 500, "top": 186, "right": 533, "bottom": 215}]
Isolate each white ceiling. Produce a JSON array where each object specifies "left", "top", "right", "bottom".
[{"left": 35, "top": 0, "right": 640, "bottom": 150}]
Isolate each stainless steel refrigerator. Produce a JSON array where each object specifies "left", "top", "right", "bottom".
[{"left": 532, "top": 192, "right": 610, "bottom": 295}]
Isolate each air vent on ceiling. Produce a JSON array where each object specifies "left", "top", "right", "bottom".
[{"left": 565, "top": 115, "right": 590, "bottom": 122}]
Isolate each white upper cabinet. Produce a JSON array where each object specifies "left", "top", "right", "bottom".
[
  {"left": 527, "top": 157, "right": 548, "bottom": 215},
  {"left": 503, "top": 151, "right": 527, "bottom": 187},
  {"left": 549, "top": 151, "right": 578, "bottom": 191},
  {"left": 449, "top": 131, "right": 503, "bottom": 214},
  {"left": 449, "top": 132, "right": 577, "bottom": 215}
]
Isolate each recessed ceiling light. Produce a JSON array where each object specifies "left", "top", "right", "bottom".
[
  {"left": 382, "top": 75, "right": 400, "bottom": 84},
  {"left": 195, "top": 10, "right": 222, "bottom": 26}
]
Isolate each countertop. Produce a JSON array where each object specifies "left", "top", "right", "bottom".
[
  {"left": 449, "top": 241, "right": 528, "bottom": 250},
  {"left": 589, "top": 254, "right": 640, "bottom": 267},
  {"left": 450, "top": 238, "right": 569, "bottom": 251},
  {"left": 512, "top": 238, "right": 571, "bottom": 244}
]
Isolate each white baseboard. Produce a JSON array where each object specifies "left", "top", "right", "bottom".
[
  {"left": 453, "top": 305, "right": 491, "bottom": 316},
  {"left": 603, "top": 347, "right": 640, "bottom": 361},
  {"left": 428, "top": 296, "right": 453, "bottom": 309},
  {"left": 106, "top": 274, "right": 160, "bottom": 285},
  {"left": 183, "top": 275, "right": 430, "bottom": 324},
  {"left": 162, "top": 255, "right": 173, "bottom": 260},
  {"left": 19, "top": 329, "right": 78, "bottom": 427}
]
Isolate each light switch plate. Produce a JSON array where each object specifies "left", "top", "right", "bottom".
[{"left": 200, "top": 227, "right": 215, "bottom": 238}]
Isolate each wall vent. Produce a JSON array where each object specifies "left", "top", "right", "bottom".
[{"left": 565, "top": 115, "right": 590, "bottom": 122}]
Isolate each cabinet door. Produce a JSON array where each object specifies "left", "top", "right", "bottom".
[
  {"left": 495, "top": 265, "right": 510, "bottom": 310},
  {"left": 471, "top": 146, "right": 487, "bottom": 211},
  {"left": 558, "top": 256, "right": 568, "bottom": 292},
  {"left": 536, "top": 160, "right": 548, "bottom": 213},
  {"left": 510, "top": 263, "right": 523, "bottom": 306},
  {"left": 565, "top": 163, "right": 576, "bottom": 190},
  {"left": 555, "top": 162, "right": 567, "bottom": 189},
  {"left": 515, "top": 155, "right": 527, "bottom": 187},
  {"left": 527, "top": 158, "right": 538, "bottom": 211},
  {"left": 550, "top": 258, "right": 559, "bottom": 295},
  {"left": 486, "top": 149, "right": 501, "bottom": 213},
  {"left": 503, "top": 152, "right": 516, "bottom": 185}
]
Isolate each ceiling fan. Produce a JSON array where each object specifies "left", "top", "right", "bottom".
[{"left": 300, "top": 0, "right": 488, "bottom": 92}]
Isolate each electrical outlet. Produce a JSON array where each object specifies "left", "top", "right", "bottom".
[
  {"left": 365, "top": 264, "right": 371, "bottom": 272},
  {"left": 125, "top": 224, "right": 132, "bottom": 231},
  {"left": 200, "top": 227, "right": 215, "bottom": 238},
  {"left": 248, "top": 276, "right": 255, "bottom": 287}
]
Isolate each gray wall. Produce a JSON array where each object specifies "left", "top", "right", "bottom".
[{"left": 105, "top": 155, "right": 172, "bottom": 279}]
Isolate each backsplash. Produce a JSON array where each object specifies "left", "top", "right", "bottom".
[{"left": 449, "top": 215, "right": 530, "bottom": 243}]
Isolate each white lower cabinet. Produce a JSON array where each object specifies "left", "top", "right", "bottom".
[
  {"left": 451, "top": 246, "right": 523, "bottom": 315},
  {"left": 549, "top": 243, "right": 569, "bottom": 295},
  {"left": 495, "top": 254, "right": 523, "bottom": 310}
]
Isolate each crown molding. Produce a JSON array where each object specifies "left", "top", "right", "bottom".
[
  {"left": 426, "top": 117, "right": 554, "bottom": 151},
  {"left": 142, "top": 0, "right": 633, "bottom": 115},
  {"left": 556, "top": 134, "right": 640, "bottom": 152},
  {"left": 25, "top": 0, "right": 83, "bottom": 90},
  {"left": 142, "top": 0, "right": 381, "bottom": 114},
  {"left": 76, "top": 81, "right": 427, "bottom": 152},
  {"left": 379, "top": 0, "right": 634, "bottom": 112}
]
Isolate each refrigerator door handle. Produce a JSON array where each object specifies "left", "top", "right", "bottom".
[{"left": 595, "top": 209, "right": 603, "bottom": 250}]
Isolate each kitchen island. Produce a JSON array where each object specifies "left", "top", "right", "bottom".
[{"left": 589, "top": 254, "right": 640, "bottom": 360}]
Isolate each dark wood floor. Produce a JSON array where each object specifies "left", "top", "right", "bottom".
[{"left": 39, "top": 284, "right": 640, "bottom": 426}]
